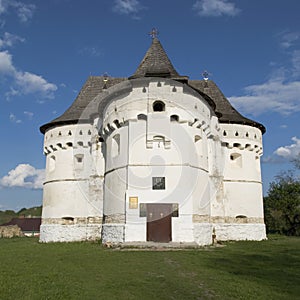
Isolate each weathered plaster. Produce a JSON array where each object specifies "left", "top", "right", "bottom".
[
  {"left": 40, "top": 224, "right": 102, "bottom": 242},
  {"left": 40, "top": 79, "right": 266, "bottom": 246}
]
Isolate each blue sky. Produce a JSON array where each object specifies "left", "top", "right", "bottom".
[{"left": 0, "top": 0, "right": 300, "bottom": 211}]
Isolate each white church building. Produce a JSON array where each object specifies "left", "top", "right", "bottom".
[{"left": 39, "top": 35, "right": 266, "bottom": 245}]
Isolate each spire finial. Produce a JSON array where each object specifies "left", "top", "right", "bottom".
[
  {"left": 202, "top": 70, "right": 211, "bottom": 81},
  {"left": 102, "top": 72, "right": 110, "bottom": 89},
  {"left": 149, "top": 28, "right": 159, "bottom": 39}
]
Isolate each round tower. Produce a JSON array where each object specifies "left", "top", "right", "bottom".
[
  {"left": 40, "top": 123, "right": 103, "bottom": 242},
  {"left": 215, "top": 123, "right": 266, "bottom": 240},
  {"left": 99, "top": 78, "right": 216, "bottom": 245}
]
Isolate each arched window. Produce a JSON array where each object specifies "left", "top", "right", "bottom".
[
  {"left": 170, "top": 115, "right": 179, "bottom": 122},
  {"left": 153, "top": 101, "right": 165, "bottom": 112},
  {"left": 230, "top": 153, "right": 242, "bottom": 167},
  {"left": 111, "top": 134, "right": 120, "bottom": 158},
  {"left": 113, "top": 120, "right": 121, "bottom": 128},
  {"left": 194, "top": 135, "right": 201, "bottom": 143},
  {"left": 62, "top": 217, "right": 74, "bottom": 225},
  {"left": 233, "top": 143, "right": 242, "bottom": 149},
  {"left": 137, "top": 114, "right": 147, "bottom": 121},
  {"left": 194, "top": 135, "right": 203, "bottom": 155},
  {"left": 49, "top": 155, "right": 56, "bottom": 172},
  {"left": 74, "top": 154, "right": 84, "bottom": 170}
]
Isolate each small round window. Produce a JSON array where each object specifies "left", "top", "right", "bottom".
[{"left": 153, "top": 101, "right": 165, "bottom": 112}]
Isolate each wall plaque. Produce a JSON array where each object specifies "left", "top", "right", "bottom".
[{"left": 129, "top": 197, "right": 138, "bottom": 209}]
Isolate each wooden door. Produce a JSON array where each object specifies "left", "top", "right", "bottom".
[{"left": 146, "top": 204, "right": 172, "bottom": 242}]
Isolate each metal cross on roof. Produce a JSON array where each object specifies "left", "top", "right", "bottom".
[
  {"left": 202, "top": 70, "right": 210, "bottom": 81},
  {"left": 149, "top": 28, "right": 159, "bottom": 39}
]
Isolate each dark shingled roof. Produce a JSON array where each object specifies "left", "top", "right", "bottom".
[
  {"left": 129, "top": 37, "right": 188, "bottom": 81},
  {"left": 2, "top": 217, "right": 41, "bottom": 232},
  {"left": 189, "top": 80, "right": 265, "bottom": 133},
  {"left": 40, "top": 76, "right": 127, "bottom": 133},
  {"left": 40, "top": 38, "right": 265, "bottom": 134}
]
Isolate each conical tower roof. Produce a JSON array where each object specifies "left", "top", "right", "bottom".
[{"left": 129, "top": 37, "right": 187, "bottom": 80}]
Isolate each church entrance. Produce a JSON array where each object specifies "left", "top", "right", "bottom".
[{"left": 146, "top": 204, "right": 172, "bottom": 242}]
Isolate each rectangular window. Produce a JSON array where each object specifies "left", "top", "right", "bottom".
[
  {"left": 139, "top": 203, "right": 146, "bottom": 217},
  {"left": 172, "top": 203, "right": 179, "bottom": 217},
  {"left": 152, "top": 177, "right": 165, "bottom": 190}
]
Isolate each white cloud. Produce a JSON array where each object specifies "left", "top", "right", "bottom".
[
  {"left": 291, "top": 50, "right": 300, "bottom": 76},
  {"left": 0, "top": 164, "right": 45, "bottom": 189},
  {"left": 24, "top": 111, "right": 33, "bottom": 119},
  {"left": 0, "top": 50, "right": 14, "bottom": 73},
  {"left": 280, "top": 124, "right": 288, "bottom": 129},
  {"left": 279, "top": 31, "right": 300, "bottom": 49},
  {"left": 79, "top": 46, "right": 103, "bottom": 57},
  {"left": 229, "top": 78, "right": 300, "bottom": 116},
  {"left": 13, "top": 1, "right": 35, "bottom": 22},
  {"left": 5, "top": 87, "right": 20, "bottom": 100},
  {"left": 113, "top": 0, "right": 143, "bottom": 15},
  {"left": 0, "top": 0, "right": 35, "bottom": 23},
  {"left": 0, "top": 0, "right": 5, "bottom": 14},
  {"left": 262, "top": 155, "right": 285, "bottom": 164},
  {"left": 0, "top": 50, "right": 57, "bottom": 99},
  {"left": 9, "top": 113, "right": 22, "bottom": 123},
  {"left": 0, "top": 32, "right": 24, "bottom": 49},
  {"left": 274, "top": 137, "right": 300, "bottom": 160},
  {"left": 229, "top": 31, "right": 300, "bottom": 116},
  {"left": 15, "top": 71, "right": 57, "bottom": 98},
  {"left": 193, "top": 0, "right": 240, "bottom": 17}
]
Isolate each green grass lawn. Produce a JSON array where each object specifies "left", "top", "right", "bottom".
[{"left": 0, "top": 236, "right": 299, "bottom": 300}]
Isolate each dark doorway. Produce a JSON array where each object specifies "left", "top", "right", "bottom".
[{"left": 146, "top": 204, "right": 172, "bottom": 242}]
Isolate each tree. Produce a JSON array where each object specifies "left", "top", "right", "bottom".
[
  {"left": 292, "top": 153, "right": 300, "bottom": 170},
  {"left": 264, "top": 170, "right": 300, "bottom": 236}
]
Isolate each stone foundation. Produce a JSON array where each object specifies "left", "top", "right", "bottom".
[
  {"left": 193, "top": 214, "right": 264, "bottom": 224},
  {"left": 193, "top": 223, "right": 266, "bottom": 246},
  {"left": 103, "top": 214, "right": 125, "bottom": 224},
  {"left": 39, "top": 224, "right": 102, "bottom": 242},
  {"left": 193, "top": 223, "right": 213, "bottom": 246},
  {"left": 39, "top": 218, "right": 266, "bottom": 244},
  {"left": 102, "top": 224, "right": 125, "bottom": 244},
  {"left": 213, "top": 223, "right": 267, "bottom": 241},
  {"left": 42, "top": 217, "right": 103, "bottom": 225}
]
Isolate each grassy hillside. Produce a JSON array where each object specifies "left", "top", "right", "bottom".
[
  {"left": 0, "top": 206, "right": 42, "bottom": 225},
  {"left": 17, "top": 206, "right": 42, "bottom": 217},
  {"left": 0, "top": 235, "right": 299, "bottom": 299}
]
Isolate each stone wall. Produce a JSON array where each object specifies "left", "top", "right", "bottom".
[
  {"left": 39, "top": 224, "right": 102, "bottom": 242},
  {"left": 0, "top": 225, "right": 23, "bottom": 238}
]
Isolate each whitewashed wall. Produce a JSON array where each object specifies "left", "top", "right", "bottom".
[
  {"left": 41, "top": 78, "right": 266, "bottom": 244},
  {"left": 101, "top": 79, "right": 215, "bottom": 243},
  {"left": 40, "top": 123, "right": 104, "bottom": 242}
]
